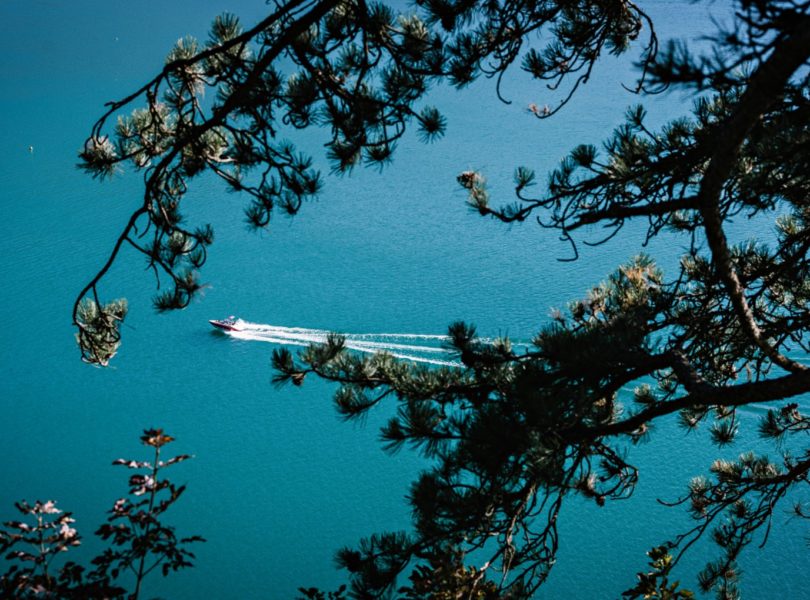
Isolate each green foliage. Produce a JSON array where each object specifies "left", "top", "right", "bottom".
[
  {"left": 399, "top": 546, "right": 503, "bottom": 600},
  {"left": 297, "top": 584, "right": 348, "bottom": 600},
  {"left": 623, "top": 546, "right": 695, "bottom": 600},
  {"left": 75, "top": 298, "right": 128, "bottom": 366},
  {"left": 78, "top": 136, "right": 119, "bottom": 179},
  {"left": 0, "top": 500, "right": 107, "bottom": 598},
  {"left": 0, "top": 429, "right": 201, "bottom": 599}
]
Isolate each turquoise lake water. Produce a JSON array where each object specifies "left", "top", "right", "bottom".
[{"left": 1, "top": 1, "right": 807, "bottom": 597}]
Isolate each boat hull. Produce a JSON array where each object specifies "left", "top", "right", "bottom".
[{"left": 209, "top": 319, "right": 241, "bottom": 332}]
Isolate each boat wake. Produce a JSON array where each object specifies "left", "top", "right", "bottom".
[{"left": 223, "top": 321, "right": 461, "bottom": 366}]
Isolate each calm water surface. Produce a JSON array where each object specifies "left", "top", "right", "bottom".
[{"left": 0, "top": 1, "right": 806, "bottom": 597}]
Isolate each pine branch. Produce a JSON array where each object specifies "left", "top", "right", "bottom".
[{"left": 696, "top": 17, "right": 810, "bottom": 374}]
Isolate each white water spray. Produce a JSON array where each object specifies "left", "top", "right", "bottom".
[{"left": 223, "top": 321, "right": 462, "bottom": 367}]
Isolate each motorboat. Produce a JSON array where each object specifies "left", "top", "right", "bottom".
[{"left": 209, "top": 316, "right": 242, "bottom": 332}]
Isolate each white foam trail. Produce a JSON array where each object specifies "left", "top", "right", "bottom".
[
  {"left": 223, "top": 321, "right": 529, "bottom": 368},
  {"left": 228, "top": 331, "right": 311, "bottom": 347},
  {"left": 346, "top": 332, "right": 449, "bottom": 340},
  {"left": 372, "top": 351, "right": 460, "bottom": 368},
  {"left": 234, "top": 322, "right": 453, "bottom": 351},
  {"left": 228, "top": 329, "right": 460, "bottom": 367},
  {"left": 337, "top": 339, "right": 450, "bottom": 354},
  {"left": 238, "top": 321, "right": 452, "bottom": 343}
]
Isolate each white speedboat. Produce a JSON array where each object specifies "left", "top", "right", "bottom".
[{"left": 209, "top": 316, "right": 242, "bottom": 332}]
